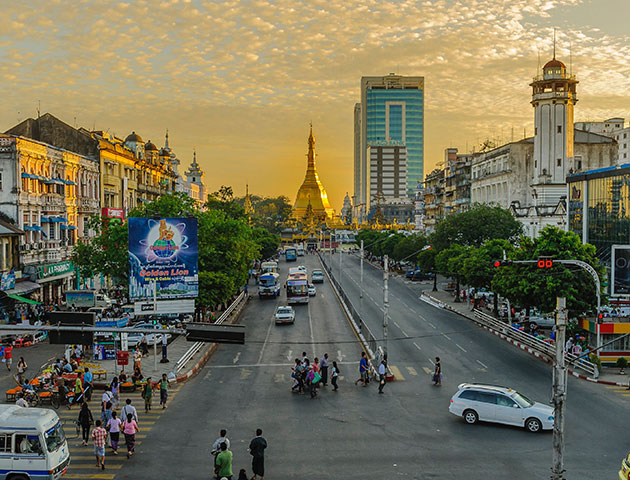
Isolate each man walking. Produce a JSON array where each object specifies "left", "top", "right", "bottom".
[
  {"left": 211, "top": 429, "right": 230, "bottom": 458},
  {"left": 158, "top": 373, "right": 169, "bottom": 409},
  {"left": 121, "top": 398, "right": 139, "bottom": 423},
  {"left": 215, "top": 442, "right": 233, "bottom": 479},
  {"left": 354, "top": 352, "right": 368, "bottom": 387},
  {"left": 320, "top": 353, "right": 329, "bottom": 386},
  {"left": 142, "top": 378, "right": 153, "bottom": 413},
  {"left": 378, "top": 359, "right": 387, "bottom": 394},
  {"left": 91, "top": 420, "right": 107, "bottom": 470},
  {"left": 83, "top": 368, "right": 93, "bottom": 402},
  {"left": 249, "top": 428, "right": 267, "bottom": 480}
]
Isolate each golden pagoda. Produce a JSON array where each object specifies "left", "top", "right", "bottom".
[{"left": 293, "top": 125, "right": 334, "bottom": 221}]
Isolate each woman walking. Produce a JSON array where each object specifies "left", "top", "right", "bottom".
[
  {"left": 16, "top": 357, "right": 27, "bottom": 384},
  {"left": 77, "top": 402, "right": 94, "bottom": 446},
  {"left": 331, "top": 361, "right": 340, "bottom": 392},
  {"left": 158, "top": 373, "right": 168, "bottom": 409},
  {"left": 106, "top": 411, "right": 122, "bottom": 455},
  {"left": 110, "top": 377, "right": 120, "bottom": 409},
  {"left": 122, "top": 412, "right": 139, "bottom": 458},
  {"left": 433, "top": 357, "right": 442, "bottom": 386},
  {"left": 142, "top": 377, "right": 153, "bottom": 412}
]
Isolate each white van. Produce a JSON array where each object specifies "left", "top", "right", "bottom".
[{"left": 0, "top": 405, "right": 70, "bottom": 479}]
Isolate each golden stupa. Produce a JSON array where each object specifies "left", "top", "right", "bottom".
[{"left": 293, "top": 125, "right": 334, "bottom": 220}]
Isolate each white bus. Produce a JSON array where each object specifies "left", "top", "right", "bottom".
[{"left": 0, "top": 405, "right": 70, "bottom": 480}]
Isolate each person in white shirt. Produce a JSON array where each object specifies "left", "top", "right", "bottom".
[
  {"left": 378, "top": 360, "right": 387, "bottom": 394},
  {"left": 121, "top": 398, "right": 138, "bottom": 423},
  {"left": 565, "top": 337, "right": 574, "bottom": 354},
  {"left": 16, "top": 393, "right": 28, "bottom": 408},
  {"left": 211, "top": 429, "right": 230, "bottom": 458}
]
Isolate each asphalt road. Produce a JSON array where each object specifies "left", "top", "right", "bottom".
[{"left": 110, "top": 251, "right": 628, "bottom": 479}]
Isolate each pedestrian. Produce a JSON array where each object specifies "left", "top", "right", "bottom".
[
  {"left": 211, "top": 429, "right": 230, "bottom": 458},
  {"left": 16, "top": 356, "right": 27, "bottom": 384},
  {"left": 433, "top": 357, "right": 442, "bottom": 386},
  {"left": 91, "top": 420, "right": 107, "bottom": 470},
  {"left": 238, "top": 469, "right": 249, "bottom": 480},
  {"left": 122, "top": 412, "right": 139, "bottom": 459},
  {"left": 4, "top": 343, "right": 13, "bottom": 371},
  {"left": 161, "top": 334, "right": 169, "bottom": 362},
  {"left": 101, "top": 402, "right": 113, "bottom": 426},
  {"left": 306, "top": 366, "right": 317, "bottom": 399},
  {"left": 74, "top": 375, "right": 84, "bottom": 403},
  {"left": 354, "top": 352, "right": 368, "bottom": 387},
  {"left": 15, "top": 392, "right": 28, "bottom": 408},
  {"left": 378, "top": 359, "right": 387, "bottom": 394},
  {"left": 565, "top": 337, "right": 574, "bottom": 354},
  {"left": 106, "top": 411, "right": 122, "bottom": 455},
  {"left": 142, "top": 377, "right": 153, "bottom": 412},
  {"left": 331, "top": 361, "right": 340, "bottom": 391},
  {"left": 102, "top": 386, "right": 113, "bottom": 412},
  {"left": 215, "top": 442, "right": 233, "bottom": 479},
  {"left": 312, "top": 357, "right": 320, "bottom": 374},
  {"left": 78, "top": 402, "right": 94, "bottom": 446},
  {"left": 121, "top": 398, "right": 139, "bottom": 423},
  {"left": 301, "top": 351, "right": 308, "bottom": 366},
  {"left": 133, "top": 349, "right": 142, "bottom": 373},
  {"left": 158, "top": 373, "right": 169, "bottom": 409},
  {"left": 110, "top": 377, "right": 120, "bottom": 409},
  {"left": 248, "top": 428, "right": 267, "bottom": 480},
  {"left": 320, "top": 353, "right": 329, "bottom": 386},
  {"left": 291, "top": 359, "right": 302, "bottom": 393},
  {"left": 83, "top": 367, "right": 93, "bottom": 402}
]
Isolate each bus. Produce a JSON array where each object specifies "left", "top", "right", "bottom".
[
  {"left": 260, "top": 261, "right": 279, "bottom": 275},
  {"left": 286, "top": 272, "right": 309, "bottom": 304},
  {"left": 285, "top": 247, "right": 297, "bottom": 262},
  {"left": 259, "top": 273, "right": 281, "bottom": 298},
  {"left": 296, "top": 244, "right": 305, "bottom": 256}
]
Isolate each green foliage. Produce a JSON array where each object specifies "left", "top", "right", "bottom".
[
  {"left": 253, "top": 228, "right": 281, "bottom": 260},
  {"left": 461, "top": 239, "right": 514, "bottom": 290},
  {"left": 206, "top": 185, "right": 246, "bottom": 219},
  {"left": 417, "top": 248, "right": 436, "bottom": 273},
  {"left": 129, "top": 192, "right": 199, "bottom": 218},
  {"left": 392, "top": 234, "right": 428, "bottom": 262},
  {"left": 431, "top": 204, "right": 522, "bottom": 252},
  {"left": 435, "top": 244, "right": 469, "bottom": 278},
  {"left": 492, "top": 226, "right": 605, "bottom": 315},
  {"left": 616, "top": 357, "right": 628, "bottom": 369}
]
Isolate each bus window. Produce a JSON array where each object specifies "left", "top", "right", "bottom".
[
  {"left": 0, "top": 434, "right": 10, "bottom": 453},
  {"left": 15, "top": 434, "right": 43, "bottom": 455}
]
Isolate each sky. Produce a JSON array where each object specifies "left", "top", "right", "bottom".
[{"left": 1, "top": 0, "right": 630, "bottom": 211}]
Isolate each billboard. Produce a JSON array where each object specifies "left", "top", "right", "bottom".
[
  {"left": 128, "top": 217, "right": 198, "bottom": 300},
  {"left": 612, "top": 245, "right": 630, "bottom": 296}
]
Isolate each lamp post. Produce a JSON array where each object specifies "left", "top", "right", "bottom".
[{"left": 383, "top": 254, "right": 389, "bottom": 358}]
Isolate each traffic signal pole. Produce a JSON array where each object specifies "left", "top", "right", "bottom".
[{"left": 552, "top": 297, "right": 568, "bottom": 480}]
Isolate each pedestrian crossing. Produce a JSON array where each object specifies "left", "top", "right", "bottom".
[
  {"left": 605, "top": 385, "right": 630, "bottom": 398},
  {"left": 37, "top": 385, "right": 181, "bottom": 479}
]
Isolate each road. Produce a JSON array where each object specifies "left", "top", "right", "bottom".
[{"left": 108, "top": 251, "right": 628, "bottom": 479}]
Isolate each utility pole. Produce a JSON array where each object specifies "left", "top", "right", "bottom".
[
  {"left": 551, "top": 297, "right": 567, "bottom": 480},
  {"left": 329, "top": 231, "right": 333, "bottom": 271},
  {"left": 360, "top": 239, "right": 364, "bottom": 299},
  {"left": 383, "top": 254, "right": 389, "bottom": 359}
]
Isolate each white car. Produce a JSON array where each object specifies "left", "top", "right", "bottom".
[
  {"left": 312, "top": 270, "right": 324, "bottom": 284},
  {"left": 308, "top": 284, "right": 316, "bottom": 296},
  {"left": 449, "top": 383, "right": 554, "bottom": 433},
  {"left": 274, "top": 306, "right": 295, "bottom": 325},
  {"left": 297, "top": 265, "right": 307, "bottom": 274}
]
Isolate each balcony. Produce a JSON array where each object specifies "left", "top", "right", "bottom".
[
  {"left": 78, "top": 197, "right": 99, "bottom": 211},
  {"left": 42, "top": 194, "right": 65, "bottom": 209},
  {"left": 103, "top": 174, "right": 121, "bottom": 187},
  {"left": 18, "top": 192, "right": 42, "bottom": 206}
]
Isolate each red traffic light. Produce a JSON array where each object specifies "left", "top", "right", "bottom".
[
  {"left": 537, "top": 257, "right": 553, "bottom": 268},
  {"left": 494, "top": 260, "right": 502, "bottom": 268}
]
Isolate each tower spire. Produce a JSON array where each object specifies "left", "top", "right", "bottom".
[
  {"left": 165, "top": 129, "right": 169, "bottom": 149},
  {"left": 553, "top": 27, "right": 556, "bottom": 59}
]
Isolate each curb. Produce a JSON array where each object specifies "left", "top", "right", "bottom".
[
  {"left": 175, "top": 296, "right": 249, "bottom": 384},
  {"left": 421, "top": 292, "right": 625, "bottom": 387}
]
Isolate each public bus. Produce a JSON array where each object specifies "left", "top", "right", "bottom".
[
  {"left": 258, "top": 273, "right": 281, "bottom": 298},
  {"left": 285, "top": 247, "right": 297, "bottom": 262},
  {"left": 260, "top": 261, "right": 279, "bottom": 275},
  {"left": 286, "top": 272, "right": 309, "bottom": 304}
]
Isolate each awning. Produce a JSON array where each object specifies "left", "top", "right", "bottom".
[
  {"left": 40, "top": 216, "right": 50, "bottom": 223},
  {"left": 21, "top": 173, "right": 34, "bottom": 179},
  {"left": 5, "top": 294, "right": 40, "bottom": 305},
  {"left": 4, "top": 280, "right": 41, "bottom": 295},
  {"left": 64, "top": 179, "right": 76, "bottom": 185}
]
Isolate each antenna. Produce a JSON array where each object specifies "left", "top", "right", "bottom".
[
  {"left": 569, "top": 41, "right": 572, "bottom": 75},
  {"left": 37, "top": 100, "right": 41, "bottom": 118},
  {"left": 553, "top": 27, "right": 556, "bottom": 59}
]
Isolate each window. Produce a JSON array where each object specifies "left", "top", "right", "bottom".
[
  {"left": 15, "top": 434, "right": 43, "bottom": 455},
  {"left": 557, "top": 125, "right": 562, "bottom": 133},
  {"left": 48, "top": 223, "right": 55, "bottom": 240},
  {"left": 625, "top": 153, "right": 627, "bottom": 159},
  {"left": 0, "top": 434, "right": 10, "bottom": 452},
  {"left": 496, "top": 395, "right": 517, "bottom": 407},
  {"left": 624, "top": 133, "right": 627, "bottom": 139},
  {"left": 0, "top": 171, "right": 3, "bottom": 191},
  {"left": 477, "top": 392, "right": 497, "bottom": 404},
  {"left": 459, "top": 390, "right": 478, "bottom": 401},
  {"left": 535, "top": 127, "right": 538, "bottom": 135},
  {"left": 557, "top": 158, "right": 562, "bottom": 167}
]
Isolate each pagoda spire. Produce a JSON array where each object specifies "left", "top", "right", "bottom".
[{"left": 165, "top": 129, "right": 169, "bottom": 149}]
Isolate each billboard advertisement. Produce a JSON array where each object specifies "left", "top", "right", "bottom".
[
  {"left": 128, "top": 217, "right": 198, "bottom": 300},
  {"left": 612, "top": 245, "right": 630, "bottom": 296}
]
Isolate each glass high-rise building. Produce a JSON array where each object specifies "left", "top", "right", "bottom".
[{"left": 354, "top": 74, "right": 424, "bottom": 219}]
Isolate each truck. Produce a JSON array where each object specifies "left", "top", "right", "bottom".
[{"left": 65, "top": 290, "right": 112, "bottom": 309}]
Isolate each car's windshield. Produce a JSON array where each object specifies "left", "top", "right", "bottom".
[
  {"left": 512, "top": 392, "right": 534, "bottom": 408},
  {"left": 45, "top": 421, "right": 66, "bottom": 452},
  {"left": 278, "top": 308, "right": 291, "bottom": 314}
]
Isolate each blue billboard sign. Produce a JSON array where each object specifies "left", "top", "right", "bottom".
[{"left": 128, "top": 217, "right": 198, "bottom": 300}]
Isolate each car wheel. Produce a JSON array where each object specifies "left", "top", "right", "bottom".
[
  {"left": 525, "top": 417, "right": 542, "bottom": 433},
  {"left": 463, "top": 409, "right": 478, "bottom": 425}
]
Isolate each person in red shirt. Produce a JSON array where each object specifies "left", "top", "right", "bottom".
[
  {"left": 91, "top": 420, "right": 107, "bottom": 470},
  {"left": 4, "top": 344, "right": 13, "bottom": 371}
]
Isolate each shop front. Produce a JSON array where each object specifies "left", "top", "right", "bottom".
[
  {"left": 578, "top": 317, "right": 630, "bottom": 364},
  {"left": 35, "top": 261, "right": 75, "bottom": 305}
]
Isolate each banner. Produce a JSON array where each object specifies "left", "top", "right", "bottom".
[
  {"left": 128, "top": 217, "right": 198, "bottom": 300},
  {"left": 612, "top": 245, "right": 630, "bottom": 296}
]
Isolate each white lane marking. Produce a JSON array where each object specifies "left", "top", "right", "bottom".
[
  {"left": 233, "top": 352, "right": 241, "bottom": 364},
  {"left": 257, "top": 316, "right": 275, "bottom": 365},
  {"left": 477, "top": 360, "right": 488, "bottom": 369},
  {"left": 410, "top": 308, "right": 417, "bottom": 314},
  {"left": 413, "top": 342, "right": 421, "bottom": 351},
  {"left": 286, "top": 349, "right": 293, "bottom": 361},
  {"left": 442, "top": 333, "right": 451, "bottom": 340},
  {"left": 393, "top": 320, "right": 402, "bottom": 329},
  {"left": 456, "top": 343, "right": 467, "bottom": 353},
  {"left": 428, "top": 357, "right": 435, "bottom": 366},
  {"left": 307, "top": 302, "right": 315, "bottom": 348},
  {"left": 209, "top": 361, "right": 360, "bottom": 368},
  {"left": 337, "top": 350, "right": 345, "bottom": 362},
  {"left": 401, "top": 329, "right": 409, "bottom": 337},
  {"left": 428, "top": 322, "right": 437, "bottom": 329}
]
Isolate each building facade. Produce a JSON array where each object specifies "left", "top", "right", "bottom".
[
  {"left": 368, "top": 143, "right": 408, "bottom": 206},
  {"left": 576, "top": 118, "right": 630, "bottom": 164},
  {"left": 355, "top": 74, "right": 424, "bottom": 220},
  {"left": 423, "top": 168, "right": 444, "bottom": 233}
]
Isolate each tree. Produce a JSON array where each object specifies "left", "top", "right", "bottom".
[
  {"left": 392, "top": 234, "right": 428, "bottom": 263},
  {"left": 253, "top": 228, "right": 281, "bottom": 260},
  {"left": 492, "top": 226, "right": 605, "bottom": 316},
  {"left": 431, "top": 204, "right": 522, "bottom": 252},
  {"left": 417, "top": 247, "right": 437, "bottom": 291},
  {"left": 436, "top": 244, "right": 469, "bottom": 302},
  {"left": 206, "top": 185, "right": 246, "bottom": 219}
]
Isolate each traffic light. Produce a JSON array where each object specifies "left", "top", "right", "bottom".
[
  {"left": 493, "top": 260, "right": 513, "bottom": 267},
  {"left": 537, "top": 257, "right": 554, "bottom": 268}
]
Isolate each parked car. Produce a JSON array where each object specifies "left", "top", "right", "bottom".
[
  {"left": 406, "top": 269, "right": 435, "bottom": 281},
  {"left": 448, "top": 383, "right": 554, "bottom": 433},
  {"left": 308, "top": 284, "right": 316, "bottom": 297},
  {"left": 274, "top": 306, "right": 295, "bottom": 325},
  {"left": 312, "top": 269, "right": 324, "bottom": 283}
]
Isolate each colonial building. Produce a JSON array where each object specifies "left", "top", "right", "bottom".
[
  {"left": 575, "top": 118, "right": 630, "bottom": 164},
  {"left": 423, "top": 167, "right": 444, "bottom": 233}
]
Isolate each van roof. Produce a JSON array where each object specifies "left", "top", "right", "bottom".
[
  {"left": 0, "top": 405, "right": 60, "bottom": 431},
  {"left": 457, "top": 383, "right": 514, "bottom": 394}
]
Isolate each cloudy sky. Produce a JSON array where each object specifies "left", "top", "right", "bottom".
[{"left": 2, "top": 0, "right": 630, "bottom": 210}]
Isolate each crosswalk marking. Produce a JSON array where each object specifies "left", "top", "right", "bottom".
[
  {"left": 406, "top": 367, "right": 418, "bottom": 376},
  {"left": 64, "top": 474, "right": 115, "bottom": 479},
  {"left": 240, "top": 368, "right": 253, "bottom": 379},
  {"left": 422, "top": 366, "right": 432, "bottom": 375},
  {"left": 274, "top": 374, "right": 285, "bottom": 383},
  {"left": 69, "top": 463, "right": 123, "bottom": 469},
  {"left": 388, "top": 365, "right": 405, "bottom": 381}
]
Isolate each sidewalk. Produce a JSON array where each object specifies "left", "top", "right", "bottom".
[{"left": 423, "top": 288, "right": 630, "bottom": 387}]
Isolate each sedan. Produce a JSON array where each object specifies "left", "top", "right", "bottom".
[
  {"left": 274, "top": 306, "right": 295, "bottom": 325},
  {"left": 449, "top": 383, "right": 554, "bottom": 433},
  {"left": 308, "top": 284, "right": 316, "bottom": 296}
]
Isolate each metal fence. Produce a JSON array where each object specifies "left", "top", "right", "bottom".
[
  {"left": 473, "top": 309, "right": 598, "bottom": 378},
  {"left": 320, "top": 253, "right": 380, "bottom": 359}
]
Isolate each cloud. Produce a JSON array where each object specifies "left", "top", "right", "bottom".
[{"left": 1, "top": 0, "right": 629, "bottom": 208}]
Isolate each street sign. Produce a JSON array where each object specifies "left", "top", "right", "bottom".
[{"left": 133, "top": 299, "right": 195, "bottom": 316}]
